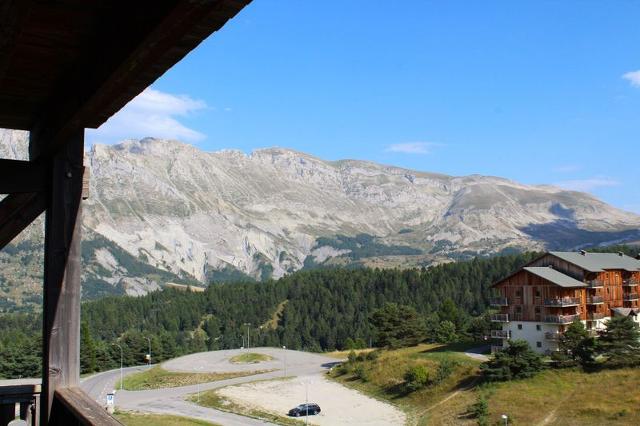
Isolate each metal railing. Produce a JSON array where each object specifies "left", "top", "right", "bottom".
[
  {"left": 585, "top": 279, "right": 604, "bottom": 288},
  {"left": 490, "top": 330, "right": 510, "bottom": 339},
  {"left": 544, "top": 332, "right": 562, "bottom": 341},
  {"left": 489, "top": 297, "right": 508, "bottom": 306},
  {"left": 543, "top": 297, "right": 581, "bottom": 307},
  {"left": 491, "top": 345, "right": 504, "bottom": 354},
  {"left": 586, "top": 296, "right": 604, "bottom": 304},
  {"left": 490, "top": 314, "right": 509, "bottom": 322},
  {"left": 623, "top": 293, "right": 639, "bottom": 301},
  {"left": 623, "top": 278, "right": 639, "bottom": 286},
  {"left": 587, "top": 312, "right": 605, "bottom": 320},
  {"left": 544, "top": 314, "right": 581, "bottom": 324}
]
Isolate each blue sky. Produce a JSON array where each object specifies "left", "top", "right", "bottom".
[{"left": 87, "top": 1, "right": 640, "bottom": 213}]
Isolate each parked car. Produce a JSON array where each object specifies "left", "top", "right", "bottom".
[{"left": 288, "top": 403, "right": 321, "bottom": 417}]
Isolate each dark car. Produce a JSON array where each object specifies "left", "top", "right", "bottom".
[{"left": 288, "top": 403, "right": 321, "bottom": 417}]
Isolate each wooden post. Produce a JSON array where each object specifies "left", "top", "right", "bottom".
[{"left": 37, "top": 129, "right": 84, "bottom": 425}]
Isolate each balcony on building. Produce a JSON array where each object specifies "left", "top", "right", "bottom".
[
  {"left": 544, "top": 331, "right": 562, "bottom": 341},
  {"left": 491, "top": 345, "right": 505, "bottom": 354},
  {"left": 585, "top": 279, "right": 604, "bottom": 288},
  {"left": 586, "top": 295, "right": 604, "bottom": 305},
  {"left": 544, "top": 314, "right": 581, "bottom": 324},
  {"left": 490, "top": 330, "right": 510, "bottom": 339},
  {"left": 543, "top": 297, "right": 581, "bottom": 307},
  {"left": 490, "top": 314, "right": 510, "bottom": 322},
  {"left": 587, "top": 312, "right": 605, "bottom": 320},
  {"left": 623, "top": 293, "right": 639, "bottom": 301},
  {"left": 622, "top": 278, "right": 639, "bottom": 287},
  {"left": 489, "top": 297, "right": 508, "bottom": 307}
]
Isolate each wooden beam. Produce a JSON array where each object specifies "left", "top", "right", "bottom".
[
  {"left": 52, "top": 388, "right": 122, "bottom": 426},
  {"left": 40, "top": 129, "right": 84, "bottom": 426},
  {"left": 29, "top": 0, "right": 250, "bottom": 159},
  {"left": 0, "top": 192, "right": 46, "bottom": 250},
  {"left": 0, "top": 159, "right": 46, "bottom": 193}
]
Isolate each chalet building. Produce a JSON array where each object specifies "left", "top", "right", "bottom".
[{"left": 490, "top": 251, "right": 640, "bottom": 354}]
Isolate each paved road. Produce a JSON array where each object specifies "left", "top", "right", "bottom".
[
  {"left": 463, "top": 345, "right": 491, "bottom": 361},
  {"left": 80, "top": 347, "right": 338, "bottom": 426}
]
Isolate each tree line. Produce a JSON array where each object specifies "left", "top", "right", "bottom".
[{"left": 2, "top": 251, "right": 540, "bottom": 378}]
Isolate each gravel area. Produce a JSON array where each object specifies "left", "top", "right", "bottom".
[{"left": 218, "top": 374, "right": 406, "bottom": 426}]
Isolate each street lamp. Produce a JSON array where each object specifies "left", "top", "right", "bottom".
[
  {"left": 244, "top": 323, "right": 251, "bottom": 349},
  {"left": 282, "top": 346, "right": 287, "bottom": 377},
  {"left": 146, "top": 337, "right": 151, "bottom": 370},
  {"left": 501, "top": 414, "right": 508, "bottom": 425},
  {"left": 112, "top": 343, "right": 123, "bottom": 390}
]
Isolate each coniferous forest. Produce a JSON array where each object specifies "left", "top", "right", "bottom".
[{"left": 0, "top": 252, "right": 542, "bottom": 378}]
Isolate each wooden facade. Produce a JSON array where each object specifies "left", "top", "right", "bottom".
[{"left": 0, "top": 1, "right": 251, "bottom": 424}]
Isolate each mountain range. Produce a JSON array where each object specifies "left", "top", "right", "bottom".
[{"left": 1, "top": 129, "right": 639, "bottom": 310}]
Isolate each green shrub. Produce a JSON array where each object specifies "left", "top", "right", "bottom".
[
  {"left": 366, "top": 350, "right": 380, "bottom": 361},
  {"left": 348, "top": 350, "right": 357, "bottom": 363},
  {"left": 354, "top": 364, "right": 368, "bottom": 381},
  {"left": 434, "top": 359, "right": 458, "bottom": 384},
  {"left": 404, "top": 365, "right": 430, "bottom": 392},
  {"left": 470, "top": 396, "right": 488, "bottom": 426}
]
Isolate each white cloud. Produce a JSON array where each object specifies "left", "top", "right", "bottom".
[
  {"left": 86, "top": 88, "right": 207, "bottom": 144},
  {"left": 555, "top": 176, "right": 620, "bottom": 192},
  {"left": 622, "top": 70, "right": 640, "bottom": 88},
  {"left": 385, "top": 142, "right": 440, "bottom": 155}
]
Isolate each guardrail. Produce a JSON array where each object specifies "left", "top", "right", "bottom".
[
  {"left": 586, "top": 279, "right": 604, "bottom": 288},
  {"left": 0, "top": 382, "right": 40, "bottom": 426},
  {"left": 623, "top": 293, "right": 639, "bottom": 301},
  {"left": 623, "top": 278, "right": 639, "bottom": 286}
]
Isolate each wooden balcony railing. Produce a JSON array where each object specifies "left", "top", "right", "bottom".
[
  {"left": 622, "top": 278, "right": 639, "bottom": 287},
  {"left": 0, "top": 383, "right": 122, "bottom": 426},
  {"left": 586, "top": 296, "right": 604, "bottom": 304},
  {"left": 489, "top": 297, "right": 508, "bottom": 306},
  {"left": 490, "top": 330, "right": 510, "bottom": 339},
  {"left": 623, "top": 293, "right": 639, "bottom": 301},
  {"left": 0, "top": 382, "right": 40, "bottom": 426},
  {"left": 490, "top": 314, "right": 509, "bottom": 322},
  {"left": 543, "top": 297, "right": 581, "bottom": 307},
  {"left": 544, "top": 314, "right": 581, "bottom": 324}
]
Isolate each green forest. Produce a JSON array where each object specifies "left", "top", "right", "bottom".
[{"left": 1, "top": 245, "right": 638, "bottom": 379}]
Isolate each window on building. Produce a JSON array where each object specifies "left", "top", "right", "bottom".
[
  {"left": 535, "top": 289, "right": 541, "bottom": 298},
  {"left": 536, "top": 325, "right": 541, "bottom": 331},
  {"left": 536, "top": 341, "right": 542, "bottom": 348},
  {"left": 517, "top": 324, "right": 523, "bottom": 330},
  {"left": 516, "top": 289, "right": 522, "bottom": 297}
]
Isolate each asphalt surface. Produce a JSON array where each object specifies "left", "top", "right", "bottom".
[{"left": 80, "top": 347, "right": 339, "bottom": 426}]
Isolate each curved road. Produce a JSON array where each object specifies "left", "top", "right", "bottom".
[{"left": 81, "top": 347, "right": 339, "bottom": 426}]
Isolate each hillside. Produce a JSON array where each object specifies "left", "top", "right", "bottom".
[
  {"left": 2, "top": 128, "right": 640, "bottom": 307},
  {"left": 330, "top": 344, "right": 640, "bottom": 426}
]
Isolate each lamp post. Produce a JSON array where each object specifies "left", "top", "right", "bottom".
[
  {"left": 112, "top": 343, "right": 123, "bottom": 390},
  {"left": 305, "top": 381, "right": 309, "bottom": 425},
  {"left": 146, "top": 337, "right": 151, "bottom": 370},
  {"left": 244, "top": 323, "right": 251, "bottom": 349},
  {"left": 501, "top": 414, "right": 508, "bottom": 426},
  {"left": 282, "top": 346, "right": 287, "bottom": 377}
]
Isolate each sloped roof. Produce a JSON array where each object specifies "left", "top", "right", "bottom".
[
  {"left": 549, "top": 251, "right": 640, "bottom": 273},
  {"left": 612, "top": 307, "right": 640, "bottom": 316},
  {"left": 523, "top": 266, "right": 587, "bottom": 288}
]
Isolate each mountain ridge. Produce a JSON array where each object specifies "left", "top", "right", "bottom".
[{"left": 1, "top": 129, "right": 639, "bottom": 308}]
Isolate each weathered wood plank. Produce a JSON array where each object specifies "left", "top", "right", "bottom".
[
  {"left": 40, "top": 129, "right": 84, "bottom": 426},
  {"left": 52, "top": 388, "right": 122, "bottom": 426},
  {"left": 0, "top": 192, "right": 46, "bottom": 250},
  {"left": 0, "top": 159, "right": 46, "bottom": 193}
]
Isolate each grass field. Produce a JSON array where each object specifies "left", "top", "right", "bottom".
[
  {"left": 114, "top": 411, "right": 219, "bottom": 426},
  {"left": 119, "top": 365, "right": 268, "bottom": 390},
  {"left": 329, "top": 343, "right": 640, "bottom": 425},
  {"left": 229, "top": 352, "right": 273, "bottom": 364}
]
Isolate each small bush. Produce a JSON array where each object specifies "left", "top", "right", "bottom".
[
  {"left": 404, "top": 365, "right": 430, "bottom": 392},
  {"left": 470, "top": 396, "right": 488, "bottom": 426},
  {"left": 366, "top": 351, "right": 380, "bottom": 361},
  {"left": 434, "top": 359, "right": 458, "bottom": 384},
  {"left": 354, "top": 364, "right": 368, "bottom": 381},
  {"left": 348, "top": 350, "right": 357, "bottom": 364}
]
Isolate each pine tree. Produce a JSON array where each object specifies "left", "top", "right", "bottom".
[
  {"left": 481, "top": 340, "right": 544, "bottom": 381},
  {"left": 370, "top": 303, "right": 426, "bottom": 348},
  {"left": 597, "top": 316, "right": 640, "bottom": 368},
  {"left": 80, "top": 322, "right": 97, "bottom": 374}
]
